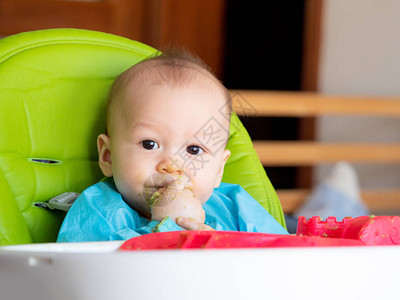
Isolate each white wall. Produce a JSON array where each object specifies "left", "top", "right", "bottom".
[{"left": 316, "top": 0, "right": 400, "bottom": 189}]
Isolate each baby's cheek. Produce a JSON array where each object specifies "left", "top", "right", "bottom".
[
  {"left": 191, "top": 179, "right": 213, "bottom": 202},
  {"left": 188, "top": 157, "right": 216, "bottom": 175},
  {"left": 116, "top": 171, "right": 145, "bottom": 194},
  {"left": 135, "top": 173, "right": 147, "bottom": 185}
]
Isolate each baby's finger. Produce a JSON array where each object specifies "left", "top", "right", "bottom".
[{"left": 177, "top": 217, "right": 214, "bottom": 231}]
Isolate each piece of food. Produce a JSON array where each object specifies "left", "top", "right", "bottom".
[{"left": 149, "top": 177, "right": 205, "bottom": 224}]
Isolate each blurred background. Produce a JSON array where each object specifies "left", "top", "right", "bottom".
[{"left": 1, "top": 0, "right": 399, "bottom": 196}]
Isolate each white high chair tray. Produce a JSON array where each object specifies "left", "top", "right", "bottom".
[{"left": 0, "top": 242, "right": 398, "bottom": 300}]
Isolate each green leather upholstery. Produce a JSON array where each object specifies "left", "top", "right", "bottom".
[
  {"left": 0, "top": 29, "right": 285, "bottom": 245},
  {"left": 223, "top": 114, "right": 285, "bottom": 227}
]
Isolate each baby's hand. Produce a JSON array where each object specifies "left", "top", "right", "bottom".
[
  {"left": 150, "top": 176, "right": 205, "bottom": 224},
  {"left": 176, "top": 217, "right": 214, "bottom": 231}
]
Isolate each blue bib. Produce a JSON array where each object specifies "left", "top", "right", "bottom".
[{"left": 57, "top": 181, "right": 287, "bottom": 242}]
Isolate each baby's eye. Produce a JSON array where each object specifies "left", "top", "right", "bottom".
[
  {"left": 186, "top": 145, "right": 204, "bottom": 155},
  {"left": 141, "top": 140, "right": 159, "bottom": 150}
]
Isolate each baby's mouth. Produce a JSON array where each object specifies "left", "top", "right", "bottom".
[
  {"left": 142, "top": 186, "right": 162, "bottom": 198},
  {"left": 142, "top": 174, "right": 194, "bottom": 204},
  {"left": 143, "top": 182, "right": 169, "bottom": 192},
  {"left": 148, "top": 181, "right": 171, "bottom": 189},
  {"left": 142, "top": 184, "right": 169, "bottom": 202}
]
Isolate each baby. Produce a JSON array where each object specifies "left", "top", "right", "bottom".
[{"left": 57, "top": 51, "right": 287, "bottom": 242}]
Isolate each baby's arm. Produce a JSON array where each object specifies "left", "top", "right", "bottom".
[{"left": 176, "top": 217, "right": 214, "bottom": 231}]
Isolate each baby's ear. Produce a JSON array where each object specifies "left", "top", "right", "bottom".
[
  {"left": 97, "top": 134, "right": 113, "bottom": 177},
  {"left": 214, "top": 149, "right": 231, "bottom": 188}
]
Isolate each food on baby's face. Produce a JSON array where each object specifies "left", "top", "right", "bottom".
[{"left": 149, "top": 177, "right": 205, "bottom": 224}]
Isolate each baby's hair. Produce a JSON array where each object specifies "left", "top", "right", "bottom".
[{"left": 105, "top": 48, "right": 232, "bottom": 135}]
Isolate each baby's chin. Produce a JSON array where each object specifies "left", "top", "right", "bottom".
[{"left": 119, "top": 192, "right": 152, "bottom": 219}]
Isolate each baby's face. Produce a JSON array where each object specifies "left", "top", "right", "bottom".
[{"left": 98, "top": 81, "right": 231, "bottom": 218}]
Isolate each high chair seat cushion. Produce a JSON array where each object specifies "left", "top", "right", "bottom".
[{"left": 0, "top": 29, "right": 285, "bottom": 245}]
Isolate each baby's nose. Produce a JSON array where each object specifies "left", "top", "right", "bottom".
[{"left": 156, "top": 158, "right": 184, "bottom": 176}]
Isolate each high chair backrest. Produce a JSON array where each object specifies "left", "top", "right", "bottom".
[{"left": 0, "top": 29, "right": 285, "bottom": 245}]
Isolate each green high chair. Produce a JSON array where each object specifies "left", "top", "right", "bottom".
[{"left": 0, "top": 29, "right": 285, "bottom": 246}]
